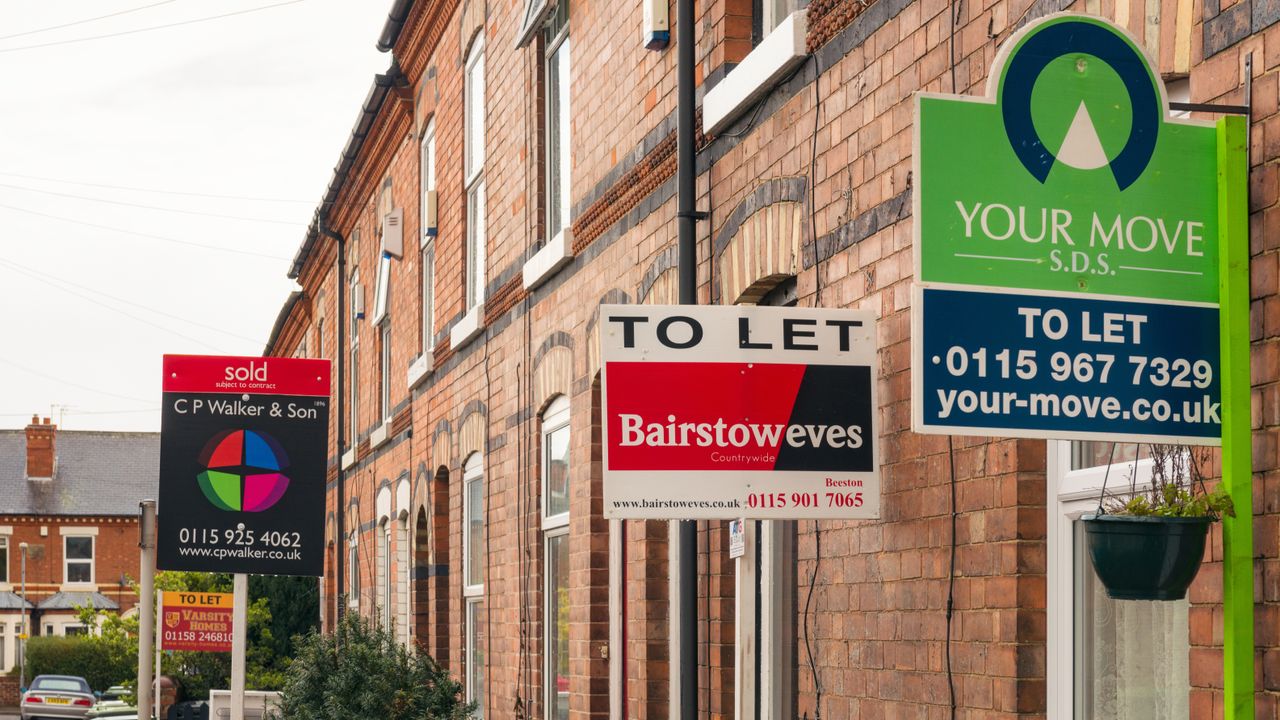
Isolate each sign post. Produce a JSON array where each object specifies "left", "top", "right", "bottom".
[
  {"left": 600, "top": 304, "right": 880, "bottom": 520},
  {"left": 157, "top": 355, "right": 330, "bottom": 720},
  {"left": 912, "top": 13, "right": 1254, "bottom": 717}
]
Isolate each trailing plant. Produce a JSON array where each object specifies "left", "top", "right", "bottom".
[
  {"left": 272, "top": 614, "right": 473, "bottom": 720},
  {"left": 1105, "top": 444, "right": 1235, "bottom": 519}
]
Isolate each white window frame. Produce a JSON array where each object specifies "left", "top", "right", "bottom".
[
  {"left": 544, "top": 8, "right": 571, "bottom": 247},
  {"left": 379, "top": 321, "right": 392, "bottom": 423},
  {"left": 62, "top": 535, "right": 94, "bottom": 587},
  {"left": 378, "top": 519, "right": 393, "bottom": 635},
  {"left": 542, "top": 396, "right": 571, "bottom": 528},
  {"left": 463, "top": 453, "right": 485, "bottom": 597},
  {"left": 0, "top": 536, "right": 8, "bottom": 586},
  {"left": 420, "top": 119, "right": 437, "bottom": 355},
  {"left": 1047, "top": 441, "right": 1173, "bottom": 719},
  {"left": 348, "top": 530, "right": 360, "bottom": 610},
  {"left": 372, "top": 253, "right": 391, "bottom": 326},
  {"left": 544, "top": 528, "right": 569, "bottom": 720},
  {"left": 349, "top": 269, "right": 361, "bottom": 447},
  {"left": 398, "top": 511, "right": 411, "bottom": 647},
  {"left": 464, "top": 38, "right": 487, "bottom": 312},
  {"left": 466, "top": 598, "right": 485, "bottom": 719},
  {"left": 759, "top": 0, "right": 799, "bottom": 37}
]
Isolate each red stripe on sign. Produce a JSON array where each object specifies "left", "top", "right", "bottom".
[
  {"left": 605, "top": 361, "right": 806, "bottom": 471},
  {"left": 163, "top": 354, "right": 331, "bottom": 396}
]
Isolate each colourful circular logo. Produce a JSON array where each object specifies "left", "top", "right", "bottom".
[{"left": 196, "top": 429, "right": 290, "bottom": 512}]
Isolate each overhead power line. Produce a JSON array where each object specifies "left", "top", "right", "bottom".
[
  {"left": 0, "top": 201, "right": 291, "bottom": 260},
  {"left": 0, "top": 181, "right": 299, "bottom": 225},
  {"left": 0, "top": 0, "right": 308, "bottom": 54},
  {"left": 0, "top": 257, "right": 261, "bottom": 344},
  {"left": 0, "top": 356, "right": 154, "bottom": 404},
  {"left": 0, "top": 0, "right": 183, "bottom": 42},
  {"left": 0, "top": 260, "right": 220, "bottom": 350},
  {"left": 0, "top": 170, "right": 313, "bottom": 204}
]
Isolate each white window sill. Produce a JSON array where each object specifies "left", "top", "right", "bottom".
[
  {"left": 406, "top": 352, "right": 435, "bottom": 389},
  {"left": 370, "top": 421, "right": 392, "bottom": 450},
  {"left": 523, "top": 230, "right": 574, "bottom": 290},
  {"left": 450, "top": 305, "right": 485, "bottom": 348},
  {"left": 703, "top": 9, "right": 809, "bottom": 136},
  {"left": 60, "top": 582, "right": 96, "bottom": 593},
  {"left": 341, "top": 448, "right": 358, "bottom": 470}
]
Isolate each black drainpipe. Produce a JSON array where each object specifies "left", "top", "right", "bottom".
[
  {"left": 676, "top": 0, "right": 702, "bottom": 718},
  {"left": 320, "top": 220, "right": 347, "bottom": 624}
]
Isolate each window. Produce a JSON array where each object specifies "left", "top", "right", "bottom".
[
  {"left": 64, "top": 536, "right": 93, "bottom": 584},
  {"left": 544, "top": 4, "right": 571, "bottom": 245},
  {"left": 317, "top": 317, "right": 325, "bottom": 360},
  {"left": 379, "top": 321, "right": 392, "bottom": 422},
  {"left": 466, "top": 600, "right": 486, "bottom": 718},
  {"left": 1047, "top": 442, "right": 1187, "bottom": 719},
  {"left": 541, "top": 396, "right": 570, "bottom": 720},
  {"left": 398, "top": 513, "right": 411, "bottom": 647},
  {"left": 349, "top": 270, "right": 361, "bottom": 447},
  {"left": 64, "top": 625, "right": 88, "bottom": 637},
  {"left": 378, "top": 520, "right": 392, "bottom": 635},
  {"left": 348, "top": 532, "right": 360, "bottom": 608},
  {"left": 465, "top": 38, "right": 487, "bottom": 311},
  {"left": 0, "top": 537, "right": 8, "bottom": 584},
  {"left": 755, "top": 0, "right": 798, "bottom": 42},
  {"left": 372, "top": 252, "right": 391, "bottom": 325},
  {"left": 421, "top": 120, "right": 437, "bottom": 354},
  {"left": 464, "top": 454, "right": 484, "bottom": 594}
]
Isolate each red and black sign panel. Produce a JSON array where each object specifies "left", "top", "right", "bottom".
[
  {"left": 600, "top": 305, "right": 880, "bottom": 520},
  {"left": 157, "top": 354, "right": 330, "bottom": 577}
]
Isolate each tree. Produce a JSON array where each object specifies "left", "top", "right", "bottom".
[{"left": 273, "top": 614, "right": 473, "bottom": 720}]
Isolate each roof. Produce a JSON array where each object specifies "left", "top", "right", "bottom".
[
  {"left": 36, "top": 591, "right": 119, "bottom": 611},
  {"left": 0, "top": 430, "right": 159, "bottom": 517},
  {"left": 0, "top": 592, "right": 32, "bottom": 610},
  {"left": 263, "top": 290, "right": 304, "bottom": 357},
  {"left": 376, "top": 0, "right": 414, "bottom": 52}
]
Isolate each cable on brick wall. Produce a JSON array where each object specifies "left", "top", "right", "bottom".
[
  {"left": 946, "top": 436, "right": 958, "bottom": 720},
  {"left": 803, "top": 50, "right": 825, "bottom": 720}
]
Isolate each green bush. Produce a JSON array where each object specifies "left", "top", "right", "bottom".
[
  {"left": 273, "top": 615, "right": 473, "bottom": 720},
  {"left": 25, "top": 635, "right": 134, "bottom": 692}
]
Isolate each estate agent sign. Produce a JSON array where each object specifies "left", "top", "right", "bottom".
[
  {"left": 600, "top": 304, "right": 879, "bottom": 520},
  {"left": 913, "top": 14, "right": 1222, "bottom": 444},
  {"left": 161, "top": 591, "right": 234, "bottom": 653},
  {"left": 158, "top": 354, "right": 330, "bottom": 576}
]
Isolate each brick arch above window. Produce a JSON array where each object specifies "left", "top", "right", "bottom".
[
  {"left": 534, "top": 345, "right": 574, "bottom": 412},
  {"left": 458, "top": 410, "right": 487, "bottom": 464},
  {"left": 459, "top": 0, "right": 485, "bottom": 63},
  {"left": 638, "top": 245, "right": 679, "bottom": 304},
  {"left": 432, "top": 419, "right": 452, "bottom": 471},
  {"left": 585, "top": 288, "right": 632, "bottom": 378},
  {"left": 712, "top": 176, "right": 809, "bottom": 304},
  {"left": 415, "top": 66, "right": 438, "bottom": 137}
]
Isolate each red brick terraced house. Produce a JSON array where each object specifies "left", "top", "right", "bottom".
[
  {"left": 0, "top": 417, "right": 158, "bottom": 673},
  {"left": 263, "top": 0, "right": 1280, "bottom": 717}
]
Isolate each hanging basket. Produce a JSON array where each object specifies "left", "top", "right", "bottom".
[{"left": 1081, "top": 514, "right": 1212, "bottom": 601}]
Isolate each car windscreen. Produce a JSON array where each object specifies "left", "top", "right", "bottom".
[{"left": 32, "top": 678, "right": 89, "bottom": 693}]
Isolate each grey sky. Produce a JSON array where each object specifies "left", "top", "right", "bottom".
[{"left": 0, "top": 0, "right": 389, "bottom": 431}]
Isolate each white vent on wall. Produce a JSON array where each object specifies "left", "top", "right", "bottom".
[{"left": 381, "top": 208, "right": 404, "bottom": 258}]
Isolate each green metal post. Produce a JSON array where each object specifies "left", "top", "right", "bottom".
[{"left": 1218, "top": 114, "right": 1254, "bottom": 720}]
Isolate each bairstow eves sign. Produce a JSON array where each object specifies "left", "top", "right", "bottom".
[{"left": 600, "top": 304, "right": 880, "bottom": 520}]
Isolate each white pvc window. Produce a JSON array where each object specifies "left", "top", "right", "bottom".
[
  {"left": 349, "top": 269, "right": 361, "bottom": 447},
  {"left": 379, "top": 322, "right": 392, "bottom": 422},
  {"left": 1047, "top": 442, "right": 1188, "bottom": 719},
  {"left": 464, "top": 454, "right": 485, "bottom": 595},
  {"left": 398, "top": 513, "right": 411, "bottom": 647},
  {"left": 465, "top": 39, "right": 487, "bottom": 311},
  {"left": 0, "top": 537, "right": 7, "bottom": 584},
  {"left": 372, "top": 253, "right": 391, "bottom": 325},
  {"left": 759, "top": 0, "right": 798, "bottom": 38},
  {"left": 542, "top": 397, "right": 571, "bottom": 525},
  {"left": 466, "top": 599, "right": 485, "bottom": 718},
  {"left": 545, "top": 531, "right": 569, "bottom": 720},
  {"left": 544, "top": 5, "right": 571, "bottom": 245},
  {"left": 348, "top": 531, "right": 360, "bottom": 609},
  {"left": 379, "top": 520, "right": 393, "bottom": 635},
  {"left": 420, "top": 120, "right": 437, "bottom": 354},
  {"left": 64, "top": 536, "right": 93, "bottom": 585}
]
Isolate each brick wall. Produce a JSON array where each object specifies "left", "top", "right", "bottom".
[
  {"left": 269, "top": 0, "right": 1280, "bottom": 718},
  {"left": 0, "top": 675, "right": 17, "bottom": 707},
  {"left": 1, "top": 517, "right": 142, "bottom": 618}
]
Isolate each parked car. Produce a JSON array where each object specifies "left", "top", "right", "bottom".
[{"left": 20, "top": 675, "right": 95, "bottom": 719}]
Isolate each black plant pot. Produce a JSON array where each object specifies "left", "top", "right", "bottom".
[{"left": 1081, "top": 514, "right": 1213, "bottom": 601}]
